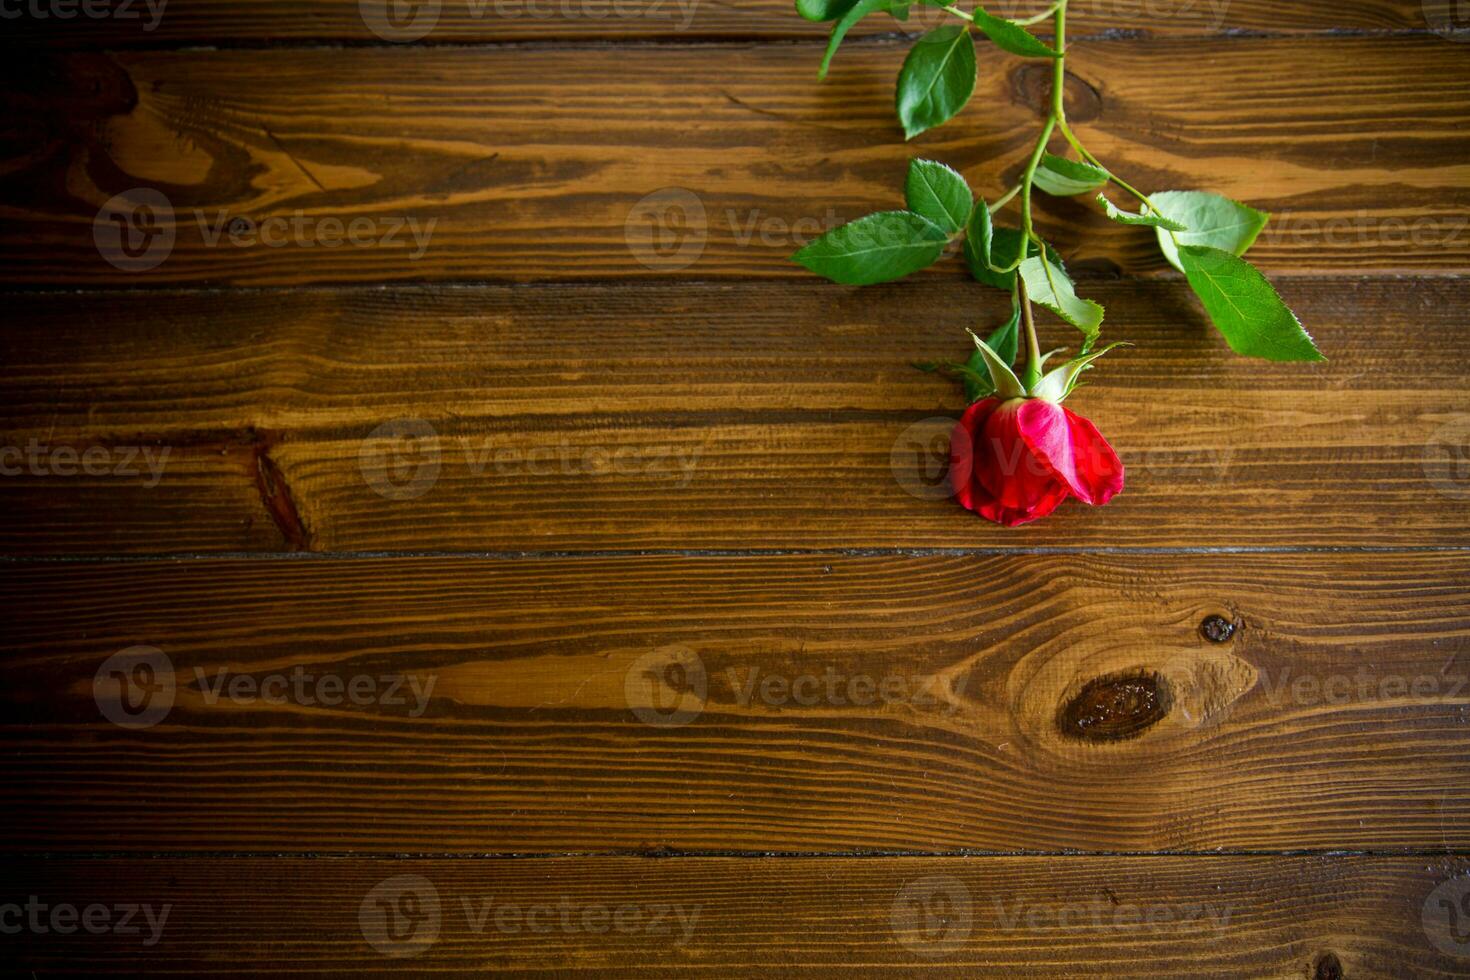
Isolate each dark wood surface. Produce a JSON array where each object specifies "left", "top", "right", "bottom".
[
  {"left": 3, "top": 278, "right": 1469, "bottom": 554},
  {"left": 8, "top": 856, "right": 1469, "bottom": 976},
  {"left": 5, "top": 552, "right": 1470, "bottom": 853},
  {"left": 8, "top": 0, "right": 1437, "bottom": 44},
  {"left": 3, "top": 0, "right": 1469, "bottom": 975},
  {"left": 2, "top": 38, "right": 1468, "bottom": 285}
]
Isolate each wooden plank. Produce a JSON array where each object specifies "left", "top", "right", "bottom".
[
  {"left": 0, "top": 431, "right": 287, "bottom": 554},
  {"left": 6, "top": 855, "right": 1470, "bottom": 976},
  {"left": 1, "top": 0, "right": 1436, "bottom": 45},
  {"left": 4, "top": 856, "right": 1468, "bottom": 976},
  {"left": 4, "top": 552, "right": 1469, "bottom": 853},
  {"left": 3, "top": 279, "right": 1469, "bottom": 554},
  {"left": 3, "top": 38, "right": 1467, "bottom": 286}
]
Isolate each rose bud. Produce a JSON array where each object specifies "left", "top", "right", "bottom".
[{"left": 948, "top": 333, "right": 1125, "bottom": 527}]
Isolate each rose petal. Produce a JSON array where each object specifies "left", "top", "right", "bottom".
[
  {"left": 1062, "top": 406, "right": 1125, "bottom": 506},
  {"left": 1015, "top": 399, "right": 1123, "bottom": 506},
  {"left": 949, "top": 398, "right": 1000, "bottom": 511},
  {"left": 974, "top": 479, "right": 1070, "bottom": 526},
  {"left": 979, "top": 400, "right": 1070, "bottom": 514}
]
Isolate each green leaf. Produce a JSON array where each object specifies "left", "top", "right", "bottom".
[
  {"left": 960, "top": 352, "right": 989, "bottom": 401},
  {"left": 987, "top": 301, "right": 1020, "bottom": 366},
  {"left": 972, "top": 7, "right": 1060, "bottom": 58},
  {"left": 967, "top": 227, "right": 1059, "bottom": 291},
  {"left": 1097, "top": 194, "right": 1187, "bottom": 231},
  {"left": 967, "top": 329, "right": 1026, "bottom": 400},
  {"left": 896, "top": 25, "right": 977, "bottom": 140},
  {"left": 791, "top": 210, "right": 949, "bottom": 285},
  {"left": 796, "top": 0, "right": 858, "bottom": 22},
  {"left": 904, "top": 160, "right": 971, "bottom": 234},
  {"left": 1178, "top": 246, "right": 1324, "bottom": 362},
  {"left": 961, "top": 199, "right": 995, "bottom": 283},
  {"left": 1019, "top": 252, "right": 1104, "bottom": 343},
  {"left": 820, "top": 0, "right": 909, "bottom": 79},
  {"left": 1150, "top": 190, "right": 1269, "bottom": 272},
  {"left": 1032, "top": 153, "right": 1110, "bottom": 197}
]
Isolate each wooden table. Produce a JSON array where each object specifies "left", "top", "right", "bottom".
[{"left": 3, "top": 1, "right": 1469, "bottom": 974}]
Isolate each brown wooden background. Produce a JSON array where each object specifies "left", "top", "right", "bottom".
[{"left": 3, "top": 0, "right": 1470, "bottom": 975}]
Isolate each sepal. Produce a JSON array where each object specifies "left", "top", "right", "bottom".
[
  {"left": 1029, "top": 343, "right": 1128, "bottom": 402},
  {"left": 967, "top": 329, "right": 1027, "bottom": 400}
]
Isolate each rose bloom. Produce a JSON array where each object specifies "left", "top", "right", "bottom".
[{"left": 950, "top": 396, "right": 1124, "bottom": 526}]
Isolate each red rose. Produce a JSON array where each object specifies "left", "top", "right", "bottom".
[{"left": 950, "top": 396, "right": 1124, "bottom": 526}]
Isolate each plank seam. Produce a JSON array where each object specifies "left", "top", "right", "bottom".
[
  {"left": 2, "top": 272, "right": 1467, "bottom": 297},
  {"left": 5, "top": 546, "right": 1470, "bottom": 563},
  {"left": 8, "top": 849, "right": 1470, "bottom": 859},
  {"left": 11, "top": 26, "right": 1453, "bottom": 53}
]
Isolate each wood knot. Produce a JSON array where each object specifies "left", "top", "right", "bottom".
[
  {"left": 1057, "top": 671, "right": 1171, "bottom": 742},
  {"left": 0, "top": 53, "right": 138, "bottom": 153},
  {"left": 1009, "top": 64, "right": 1103, "bottom": 123},
  {"left": 1199, "top": 615, "right": 1237, "bottom": 643},
  {"left": 1313, "top": 952, "right": 1343, "bottom": 980},
  {"left": 3, "top": 52, "right": 137, "bottom": 119}
]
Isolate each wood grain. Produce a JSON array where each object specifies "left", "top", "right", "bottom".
[
  {"left": 8, "top": 855, "right": 1470, "bottom": 976},
  {"left": 5, "top": 552, "right": 1469, "bottom": 853},
  {"left": 3, "top": 37, "right": 1467, "bottom": 286},
  {"left": 4, "top": 279, "right": 1469, "bottom": 554},
  {"left": 2, "top": 0, "right": 1438, "bottom": 45},
  {"left": 4, "top": 3, "right": 1468, "bottom": 976}
]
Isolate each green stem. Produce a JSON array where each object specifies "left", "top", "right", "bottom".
[
  {"left": 1052, "top": 1, "right": 1067, "bottom": 112},
  {"left": 1018, "top": 116, "right": 1057, "bottom": 253},
  {"left": 983, "top": 0, "right": 1171, "bottom": 378},
  {"left": 1014, "top": 2, "right": 1062, "bottom": 26},
  {"left": 1057, "top": 118, "right": 1144, "bottom": 204},
  {"left": 1017, "top": 277, "right": 1041, "bottom": 390},
  {"left": 1005, "top": 0, "right": 1068, "bottom": 383},
  {"left": 941, "top": 4, "right": 973, "bottom": 21},
  {"left": 1022, "top": 0, "right": 1065, "bottom": 256},
  {"left": 988, "top": 184, "right": 1021, "bottom": 214},
  {"left": 1053, "top": 71, "right": 1181, "bottom": 246}
]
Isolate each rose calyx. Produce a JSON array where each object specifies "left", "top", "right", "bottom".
[{"left": 968, "top": 330, "right": 1126, "bottom": 405}]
